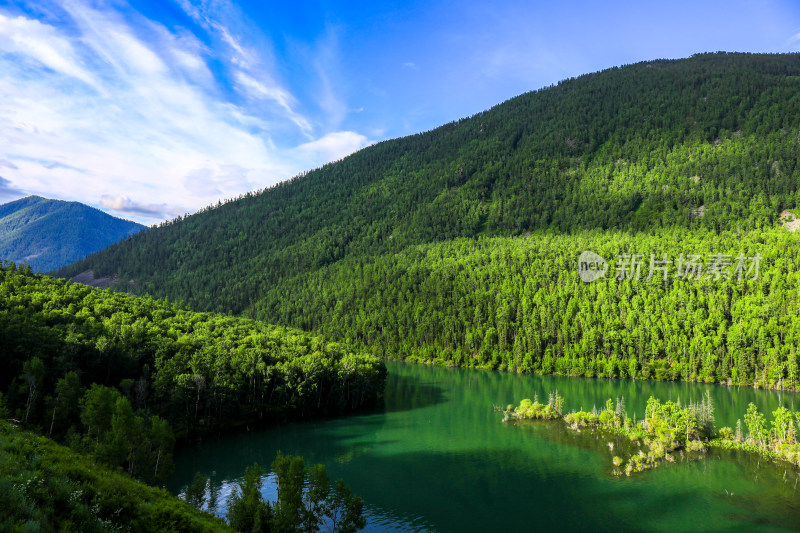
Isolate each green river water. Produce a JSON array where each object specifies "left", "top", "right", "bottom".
[{"left": 169, "top": 360, "right": 800, "bottom": 532}]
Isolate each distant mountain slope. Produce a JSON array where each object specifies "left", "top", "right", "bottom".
[{"left": 0, "top": 196, "right": 144, "bottom": 272}]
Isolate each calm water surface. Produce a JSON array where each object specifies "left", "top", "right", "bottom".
[{"left": 169, "top": 361, "right": 800, "bottom": 532}]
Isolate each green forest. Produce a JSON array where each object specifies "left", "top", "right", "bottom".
[
  {"left": 1, "top": 263, "right": 385, "bottom": 438},
  {"left": 254, "top": 228, "right": 800, "bottom": 388},
  {"left": 0, "top": 262, "right": 384, "bottom": 529},
  {"left": 55, "top": 53, "right": 800, "bottom": 389}
]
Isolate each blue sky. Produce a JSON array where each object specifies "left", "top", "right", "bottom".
[{"left": 1, "top": 0, "right": 800, "bottom": 224}]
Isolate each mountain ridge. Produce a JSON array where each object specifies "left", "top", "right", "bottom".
[{"left": 59, "top": 52, "right": 800, "bottom": 307}]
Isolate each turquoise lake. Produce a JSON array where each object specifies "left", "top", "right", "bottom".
[{"left": 170, "top": 360, "right": 800, "bottom": 532}]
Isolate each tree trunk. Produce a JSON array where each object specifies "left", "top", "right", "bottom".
[
  {"left": 49, "top": 405, "right": 57, "bottom": 436},
  {"left": 24, "top": 387, "right": 36, "bottom": 425}
]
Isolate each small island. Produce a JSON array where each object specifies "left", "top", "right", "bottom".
[{"left": 502, "top": 392, "right": 800, "bottom": 476}]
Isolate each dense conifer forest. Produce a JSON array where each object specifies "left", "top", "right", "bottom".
[
  {"left": 253, "top": 229, "right": 800, "bottom": 388},
  {"left": 57, "top": 53, "right": 800, "bottom": 388}
]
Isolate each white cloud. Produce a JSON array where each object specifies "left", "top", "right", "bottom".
[
  {"left": 217, "top": 25, "right": 254, "bottom": 68},
  {"left": 307, "top": 27, "right": 349, "bottom": 130},
  {"left": 0, "top": 1, "right": 372, "bottom": 224},
  {"left": 234, "top": 70, "right": 312, "bottom": 134},
  {"left": 109, "top": 29, "right": 167, "bottom": 75},
  {"left": 184, "top": 164, "right": 252, "bottom": 197},
  {"left": 172, "top": 0, "right": 310, "bottom": 131},
  {"left": 99, "top": 194, "right": 178, "bottom": 219},
  {"left": 171, "top": 47, "right": 205, "bottom": 73},
  {"left": 295, "top": 131, "right": 372, "bottom": 164}
]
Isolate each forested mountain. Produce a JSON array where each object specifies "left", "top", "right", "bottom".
[
  {"left": 1, "top": 259, "right": 383, "bottom": 528},
  {"left": 0, "top": 195, "right": 144, "bottom": 272},
  {"left": 58, "top": 52, "right": 800, "bottom": 388}
]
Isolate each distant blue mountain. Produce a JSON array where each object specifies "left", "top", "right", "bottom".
[{"left": 0, "top": 196, "right": 145, "bottom": 272}]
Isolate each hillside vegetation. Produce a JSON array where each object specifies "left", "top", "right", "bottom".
[
  {"left": 57, "top": 52, "right": 800, "bottom": 388},
  {"left": 0, "top": 420, "right": 229, "bottom": 532},
  {"left": 254, "top": 229, "right": 800, "bottom": 388}
]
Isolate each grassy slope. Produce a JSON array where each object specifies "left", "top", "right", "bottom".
[{"left": 0, "top": 421, "right": 228, "bottom": 532}]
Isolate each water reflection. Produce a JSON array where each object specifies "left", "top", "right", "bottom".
[{"left": 382, "top": 370, "right": 448, "bottom": 413}]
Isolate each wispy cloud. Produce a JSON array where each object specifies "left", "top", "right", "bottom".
[
  {"left": 233, "top": 70, "right": 312, "bottom": 134},
  {"left": 789, "top": 32, "right": 800, "bottom": 51},
  {"left": 173, "top": 0, "right": 314, "bottom": 135},
  {"left": 184, "top": 164, "right": 252, "bottom": 197},
  {"left": 0, "top": 13, "right": 98, "bottom": 88},
  {"left": 307, "top": 27, "right": 350, "bottom": 131},
  {"left": 0, "top": 0, "right": 372, "bottom": 223}
]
